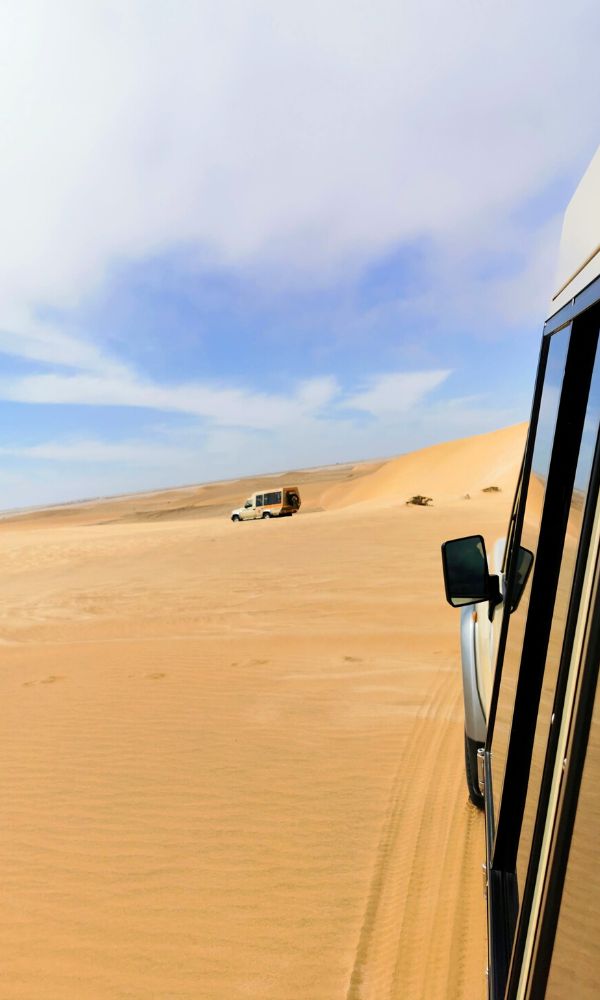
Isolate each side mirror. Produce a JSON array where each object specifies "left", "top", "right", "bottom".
[{"left": 442, "top": 534, "right": 497, "bottom": 608}]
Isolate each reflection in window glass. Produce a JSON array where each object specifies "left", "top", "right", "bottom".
[
  {"left": 516, "top": 338, "right": 600, "bottom": 898},
  {"left": 491, "top": 328, "right": 571, "bottom": 820},
  {"left": 546, "top": 679, "right": 600, "bottom": 998}
]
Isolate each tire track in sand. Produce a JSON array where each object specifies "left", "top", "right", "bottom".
[
  {"left": 345, "top": 666, "right": 485, "bottom": 1000},
  {"left": 345, "top": 670, "right": 450, "bottom": 1000}
]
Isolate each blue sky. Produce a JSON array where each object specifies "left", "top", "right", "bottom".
[{"left": 1, "top": 1, "right": 599, "bottom": 509}]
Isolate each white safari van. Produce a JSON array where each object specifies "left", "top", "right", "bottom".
[
  {"left": 231, "top": 485, "right": 301, "bottom": 522},
  {"left": 442, "top": 146, "right": 600, "bottom": 998}
]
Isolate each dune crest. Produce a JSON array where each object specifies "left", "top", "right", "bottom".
[{"left": 322, "top": 423, "right": 528, "bottom": 511}]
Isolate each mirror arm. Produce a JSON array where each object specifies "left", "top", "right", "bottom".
[{"left": 488, "top": 574, "right": 503, "bottom": 621}]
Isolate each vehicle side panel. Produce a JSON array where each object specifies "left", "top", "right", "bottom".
[{"left": 461, "top": 603, "right": 487, "bottom": 743}]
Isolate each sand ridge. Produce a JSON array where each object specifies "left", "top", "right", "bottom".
[
  {"left": 323, "top": 423, "right": 527, "bottom": 511},
  {"left": 0, "top": 425, "right": 526, "bottom": 998}
]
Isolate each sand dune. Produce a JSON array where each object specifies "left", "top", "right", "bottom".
[
  {"left": 0, "top": 425, "right": 525, "bottom": 999},
  {"left": 323, "top": 423, "right": 527, "bottom": 511}
]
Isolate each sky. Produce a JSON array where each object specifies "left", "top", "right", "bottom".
[{"left": 1, "top": 1, "right": 599, "bottom": 510}]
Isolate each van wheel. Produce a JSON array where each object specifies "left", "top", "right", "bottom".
[
  {"left": 231, "top": 515, "right": 240, "bottom": 522},
  {"left": 262, "top": 511, "right": 272, "bottom": 519},
  {"left": 464, "top": 731, "right": 484, "bottom": 810}
]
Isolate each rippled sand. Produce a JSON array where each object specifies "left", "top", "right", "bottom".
[{"left": 0, "top": 424, "right": 525, "bottom": 999}]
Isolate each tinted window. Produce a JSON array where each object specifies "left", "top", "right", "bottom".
[
  {"left": 256, "top": 495, "right": 263, "bottom": 506},
  {"left": 516, "top": 338, "right": 600, "bottom": 901},
  {"left": 491, "top": 328, "right": 571, "bottom": 818},
  {"left": 502, "top": 461, "right": 525, "bottom": 575},
  {"left": 546, "top": 675, "right": 600, "bottom": 998},
  {"left": 264, "top": 491, "right": 282, "bottom": 505}
]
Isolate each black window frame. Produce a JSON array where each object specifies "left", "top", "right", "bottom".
[
  {"left": 525, "top": 527, "right": 600, "bottom": 998},
  {"left": 483, "top": 275, "right": 600, "bottom": 999},
  {"left": 509, "top": 339, "right": 600, "bottom": 998}
]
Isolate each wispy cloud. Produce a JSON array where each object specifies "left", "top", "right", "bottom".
[
  {"left": 0, "top": 318, "right": 126, "bottom": 376},
  {"left": 0, "top": 368, "right": 342, "bottom": 429},
  {"left": 0, "top": 439, "right": 192, "bottom": 466},
  {"left": 344, "top": 370, "right": 451, "bottom": 417},
  {"left": 0, "top": 365, "right": 453, "bottom": 429}
]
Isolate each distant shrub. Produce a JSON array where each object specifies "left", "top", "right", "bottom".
[
  {"left": 463, "top": 493, "right": 471, "bottom": 500},
  {"left": 482, "top": 486, "right": 501, "bottom": 493},
  {"left": 406, "top": 495, "right": 433, "bottom": 506}
]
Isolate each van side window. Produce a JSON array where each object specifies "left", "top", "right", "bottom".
[
  {"left": 491, "top": 327, "right": 572, "bottom": 820},
  {"left": 263, "top": 491, "right": 281, "bottom": 505},
  {"left": 516, "top": 331, "right": 600, "bottom": 911},
  {"left": 256, "top": 495, "right": 263, "bottom": 506}
]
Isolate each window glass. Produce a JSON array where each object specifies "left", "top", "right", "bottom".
[
  {"left": 491, "top": 328, "right": 571, "bottom": 819},
  {"left": 516, "top": 339, "right": 600, "bottom": 899},
  {"left": 545, "top": 676, "right": 600, "bottom": 998},
  {"left": 503, "top": 464, "right": 525, "bottom": 575},
  {"left": 256, "top": 495, "right": 263, "bottom": 506}
]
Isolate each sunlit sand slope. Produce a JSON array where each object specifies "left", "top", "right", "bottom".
[
  {"left": 323, "top": 423, "right": 527, "bottom": 510},
  {"left": 0, "top": 425, "right": 525, "bottom": 999}
]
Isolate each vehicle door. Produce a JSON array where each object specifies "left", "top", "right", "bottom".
[{"left": 240, "top": 498, "right": 254, "bottom": 520}]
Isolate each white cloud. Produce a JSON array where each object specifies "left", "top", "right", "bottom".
[
  {"left": 0, "top": 316, "right": 129, "bottom": 376},
  {"left": 0, "top": 0, "right": 598, "bottom": 332},
  {"left": 0, "top": 363, "right": 451, "bottom": 431},
  {"left": 0, "top": 439, "right": 194, "bottom": 466},
  {"left": 0, "top": 368, "right": 342, "bottom": 429},
  {"left": 344, "top": 370, "right": 451, "bottom": 417}
]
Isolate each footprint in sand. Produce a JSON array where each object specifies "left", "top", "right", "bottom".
[
  {"left": 146, "top": 672, "right": 166, "bottom": 680},
  {"left": 343, "top": 655, "right": 362, "bottom": 663}
]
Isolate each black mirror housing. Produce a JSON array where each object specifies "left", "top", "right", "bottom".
[{"left": 441, "top": 534, "right": 492, "bottom": 608}]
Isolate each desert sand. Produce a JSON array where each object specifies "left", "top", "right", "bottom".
[{"left": 0, "top": 423, "right": 526, "bottom": 1000}]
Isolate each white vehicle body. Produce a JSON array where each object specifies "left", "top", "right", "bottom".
[{"left": 460, "top": 537, "right": 506, "bottom": 743}]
